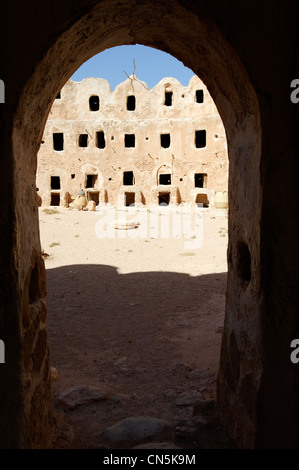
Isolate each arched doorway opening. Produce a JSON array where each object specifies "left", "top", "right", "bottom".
[
  {"left": 11, "top": 0, "right": 261, "bottom": 448},
  {"left": 37, "top": 47, "right": 229, "bottom": 447}
]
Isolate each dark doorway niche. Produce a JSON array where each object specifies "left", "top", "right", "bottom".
[
  {"left": 53, "top": 132, "right": 64, "bottom": 151},
  {"left": 125, "top": 192, "right": 135, "bottom": 206},
  {"left": 125, "top": 134, "right": 135, "bottom": 148},
  {"left": 51, "top": 176, "right": 60, "bottom": 190},
  {"left": 123, "top": 171, "right": 135, "bottom": 185},
  {"left": 160, "top": 134, "right": 171, "bottom": 148},
  {"left": 194, "top": 173, "right": 207, "bottom": 188},
  {"left": 159, "top": 174, "right": 171, "bottom": 185},
  {"left": 195, "top": 193, "right": 209, "bottom": 207},
  {"left": 164, "top": 91, "right": 173, "bottom": 106},
  {"left": 79, "top": 134, "right": 88, "bottom": 147},
  {"left": 127, "top": 95, "right": 136, "bottom": 111},
  {"left": 96, "top": 131, "right": 106, "bottom": 149},
  {"left": 86, "top": 174, "right": 98, "bottom": 188},
  {"left": 196, "top": 89, "right": 204, "bottom": 103},
  {"left": 50, "top": 193, "right": 60, "bottom": 206},
  {"left": 159, "top": 192, "right": 170, "bottom": 206},
  {"left": 89, "top": 95, "right": 100, "bottom": 111},
  {"left": 195, "top": 130, "right": 206, "bottom": 148},
  {"left": 88, "top": 191, "right": 99, "bottom": 205}
]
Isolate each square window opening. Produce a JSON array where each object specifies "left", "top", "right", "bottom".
[
  {"left": 123, "top": 171, "right": 135, "bottom": 185},
  {"left": 79, "top": 134, "right": 88, "bottom": 147},
  {"left": 125, "top": 192, "right": 135, "bottom": 207},
  {"left": 159, "top": 192, "right": 170, "bottom": 206},
  {"left": 125, "top": 134, "right": 135, "bottom": 148},
  {"left": 51, "top": 176, "right": 60, "bottom": 190},
  {"left": 159, "top": 174, "right": 171, "bottom": 185},
  {"left": 195, "top": 193, "right": 209, "bottom": 207},
  {"left": 194, "top": 173, "right": 207, "bottom": 188}
]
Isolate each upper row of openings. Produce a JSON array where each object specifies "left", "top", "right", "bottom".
[
  {"left": 53, "top": 130, "right": 206, "bottom": 151},
  {"left": 55, "top": 90, "right": 205, "bottom": 108}
]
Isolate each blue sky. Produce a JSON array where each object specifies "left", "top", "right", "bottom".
[{"left": 71, "top": 45, "right": 195, "bottom": 90}]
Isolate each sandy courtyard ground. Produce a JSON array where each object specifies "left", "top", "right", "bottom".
[{"left": 39, "top": 204, "right": 230, "bottom": 449}]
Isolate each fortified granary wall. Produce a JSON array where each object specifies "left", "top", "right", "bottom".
[{"left": 36, "top": 75, "right": 228, "bottom": 208}]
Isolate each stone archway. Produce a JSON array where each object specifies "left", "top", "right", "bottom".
[{"left": 10, "top": 0, "right": 261, "bottom": 448}]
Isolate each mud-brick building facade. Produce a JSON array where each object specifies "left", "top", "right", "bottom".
[{"left": 37, "top": 75, "right": 228, "bottom": 208}]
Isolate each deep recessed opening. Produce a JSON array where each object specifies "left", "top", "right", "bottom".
[
  {"left": 160, "top": 133, "right": 171, "bottom": 148},
  {"left": 55, "top": 92, "right": 61, "bottom": 99},
  {"left": 159, "top": 192, "right": 170, "bottom": 206},
  {"left": 53, "top": 132, "right": 64, "bottom": 151},
  {"left": 164, "top": 91, "right": 173, "bottom": 106},
  {"left": 87, "top": 191, "right": 99, "bottom": 205},
  {"left": 123, "top": 171, "right": 135, "bottom": 185},
  {"left": 89, "top": 95, "right": 100, "bottom": 111},
  {"left": 159, "top": 173, "right": 171, "bottom": 185},
  {"left": 96, "top": 131, "right": 106, "bottom": 149},
  {"left": 86, "top": 174, "right": 98, "bottom": 188},
  {"left": 195, "top": 193, "right": 209, "bottom": 207},
  {"left": 51, "top": 176, "right": 60, "bottom": 190},
  {"left": 50, "top": 192, "right": 60, "bottom": 206},
  {"left": 78, "top": 134, "right": 88, "bottom": 147},
  {"left": 125, "top": 134, "right": 135, "bottom": 148},
  {"left": 195, "top": 130, "right": 206, "bottom": 148},
  {"left": 127, "top": 95, "right": 136, "bottom": 111},
  {"left": 71, "top": 174, "right": 75, "bottom": 179},
  {"left": 125, "top": 192, "right": 135, "bottom": 206},
  {"left": 194, "top": 173, "right": 207, "bottom": 188},
  {"left": 196, "top": 90, "right": 204, "bottom": 103}
]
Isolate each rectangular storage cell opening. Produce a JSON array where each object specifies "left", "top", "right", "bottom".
[
  {"left": 127, "top": 95, "right": 136, "bottom": 111},
  {"left": 89, "top": 95, "right": 100, "bottom": 111},
  {"left": 195, "top": 193, "right": 209, "bottom": 207},
  {"left": 159, "top": 174, "right": 171, "bottom": 185},
  {"left": 96, "top": 131, "right": 106, "bottom": 149},
  {"left": 195, "top": 130, "right": 206, "bottom": 148},
  {"left": 50, "top": 192, "right": 60, "bottom": 206},
  {"left": 159, "top": 192, "right": 170, "bottom": 206},
  {"left": 86, "top": 174, "right": 98, "bottom": 188},
  {"left": 51, "top": 176, "right": 61, "bottom": 190},
  {"left": 164, "top": 91, "right": 173, "bottom": 106},
  {"left": 87, "top": 191, "right": 100, "bottom": 205},
  {"left": 125, "top": 192, "right": 135, "bottom": 207},
  {"left": 125, "top": 134, "right": 135, "bottom": 148},
  {"left": 194, "top": 173, "right": 207, "bottom": 188},
  {"left": 160, "top": 134, "right": 171, "bottom": 148},
  {"left": 196, "top": 90, "right": 204, "bottom": 103},
  {"left": 53, "top": 132, "right": 64, "bottom": 151},
  {"left": 79, "top": 134, "right": 88, "bottom": 147},
  {"left": 123, "top": 171, "right": 135, "bottom": 185}
]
